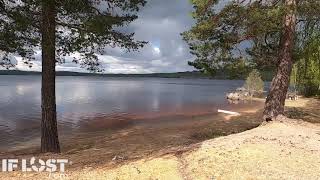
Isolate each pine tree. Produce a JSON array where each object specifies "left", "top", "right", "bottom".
[
  {"left": 183, "top": 0, "right": 320, "bottom": 121},
  {"left": 294, "top": 32, "right": 320, "bottom": 96},
  {"left": 0, "top": 0, "right": 146, "bottom": 153}
]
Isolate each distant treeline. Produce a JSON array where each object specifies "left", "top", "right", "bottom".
[
  {"left": 0, "top": 70, "right": 208, "bottom": 78},
  {"left": 0, "top": 70, "right": 274, "bottom": 81},
  {"left": 209, "top": 69, "right": 274, "bottom": 81}
]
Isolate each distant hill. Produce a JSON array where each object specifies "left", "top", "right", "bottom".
[
  {"left": 0, "top": 70, "right": 41, "bottom": 75},
  {"left": 0, "top": 70, "right": 274, "bottom": 81},
  {"left": 0, "top": 70, "right": 209, "bottom": 78}
]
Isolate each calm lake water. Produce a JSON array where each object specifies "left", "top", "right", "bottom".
[{"left": 0, "top": 75, "right": 260, "bottom": 150}]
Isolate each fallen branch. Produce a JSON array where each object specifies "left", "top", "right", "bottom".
[{"left": 218, "top": 109, "right": 241, "bottom": 115}]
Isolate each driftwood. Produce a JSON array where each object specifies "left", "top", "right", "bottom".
[{"left": 218, "top": 109, "right": 240, "bottom": 115}]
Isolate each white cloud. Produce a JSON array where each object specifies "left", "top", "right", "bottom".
[
  {"left": 3, "top": 0, "right": 196, "bottom": 74},
  {"left": 152, "top": 47, "right": 161, "bottom": 56}
]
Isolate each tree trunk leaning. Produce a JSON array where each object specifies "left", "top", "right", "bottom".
[{"left": 263, "top": 0, "right": 297, "bottom": 122}]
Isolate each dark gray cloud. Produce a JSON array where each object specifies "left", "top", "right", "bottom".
[
  {"left": 10, "top": 0, "right": 196, "bottom": 73},
  {"left": 101, "top": 0, "right": 196, "bottom": 73}
]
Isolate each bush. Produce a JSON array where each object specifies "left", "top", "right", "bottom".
[
  {"left": 292, "top": 33, "right": 320, "bottom": 97},
  {"left": 244, "top": 69, "right": 264, "bottom": 97}
]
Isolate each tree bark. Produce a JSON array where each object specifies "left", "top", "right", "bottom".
[
  {"left": 41, "top": 0, "right": 60, "bottom": 153},
  {"left": 263, "top": 0, "right": 297, "bottom": 121}
]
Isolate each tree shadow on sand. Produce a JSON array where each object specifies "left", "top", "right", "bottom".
[{"left": 285, "top": 98, "right": 320, "bottom": 124}]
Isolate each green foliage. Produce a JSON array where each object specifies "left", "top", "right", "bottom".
[
  {"left": 259, "top": 69, "right": 275, "bottom": 82},
  {"left": 183, "top": 0, "right": 320, "bottom": 75},
  {"left": 292, "top": 33, "right": 320, "bottom": 96},
  {"left": 0, "top": 52, "right": 15, "bottom": 69},
  {"left": 224, "top": 58, "right": 252, "bottom": 79},
  {"left": 0, "top": 0, "right": 147, "bottom": 71},
  {"left": 244, "top": 69, "right": 264, "bottom": 96}
]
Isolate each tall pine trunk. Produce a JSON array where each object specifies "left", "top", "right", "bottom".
[
  {"left": 263, "top": 0, "right": 297, "bottom": 121},
  {"left": 41, "top": 0, "right": 60, "bottom": 153}
]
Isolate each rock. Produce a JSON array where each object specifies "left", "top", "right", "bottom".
[
  {"left": 227, "top": 99, "right": 240, "bottom": 104},
  {"left": 236, "top": 87, "right": 247, "bottom": 92},
  {"left": 226, "top": 92, "right": 242, "bottom": 100},
  {"left": 287, "top": 92, "right": 298, "bottom": 101},
  {"left": 226, "top": 87, "right": 257, "bottom": 101}
]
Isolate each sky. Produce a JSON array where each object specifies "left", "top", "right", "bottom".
[{"left": 10, "top": 0, "right": 196, "bottom": 74}]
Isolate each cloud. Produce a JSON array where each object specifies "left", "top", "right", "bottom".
[{"left": 8, "top": 0, "right": 196, "bottom": 74}]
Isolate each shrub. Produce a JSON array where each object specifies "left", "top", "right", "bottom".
[{"left": 244, "top": 69, "right": 264, "bottom": 97}]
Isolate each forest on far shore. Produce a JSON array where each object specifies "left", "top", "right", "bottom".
[{"left": 0, "top": 69, "right": 275, "bottom": 81}]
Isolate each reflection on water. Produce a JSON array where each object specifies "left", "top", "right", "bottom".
[{"left": 0, "top": 75, "right": 259, "bottom": 150}]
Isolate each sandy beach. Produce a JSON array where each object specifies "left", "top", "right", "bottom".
[{"left": 1, "top": 98, "right": 319, "bottom": 179}]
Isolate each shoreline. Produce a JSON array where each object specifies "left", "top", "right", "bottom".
[
  {"left": 1, "top": 98, "right": 319, "bottom": 179},
  {"left": 1, "top": 101, "right": 264, "bottom": 164}
]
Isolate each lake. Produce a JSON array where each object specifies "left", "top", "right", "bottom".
[{"left": 0, "top": 76, "right": 263, "bottom": 151}]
